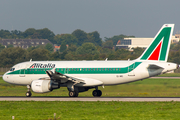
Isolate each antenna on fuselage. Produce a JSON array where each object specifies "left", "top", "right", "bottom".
[
  {"left": 105, "top": 58, "right": 108, "bottom": 61},
  {"left": 30, "top": 59, "right": 32, "bottom": 62}
]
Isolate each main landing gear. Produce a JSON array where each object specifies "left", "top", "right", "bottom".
[
  {"left": 69, "top": 90, "right": 79, "bottom": 97},
  {"left": 92, "top": 87, "right": 102, "bottom": 97},
  {"left": 26, "top": 85, "right": 32, "bottom": 97},
  {"left": 68, "top": 87, "right": 102, "bottom": 97}
]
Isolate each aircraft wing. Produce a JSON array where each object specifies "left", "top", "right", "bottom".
[
  {"left": 46, "top": 70, "right": 85, "bottom": 83},
  {"left": 45, "top": 70, "right": 103, "bottom": 86},
  {"left": 46, "top": 70, "right": 103, "bottom": 86}
]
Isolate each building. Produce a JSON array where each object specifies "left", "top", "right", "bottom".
[
  {"left": 116, "top": 35, "right": 179, "bottom": 51},
  {"left": 0, "top": 39, "right": 52, "bottom": 49},
  {"left": 54, "top": 45, "right": 60, "bottom": 52}
]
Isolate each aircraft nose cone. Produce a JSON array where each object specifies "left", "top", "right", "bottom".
[
  {"left": 2, "top": 73, "right": 9, "bottom": 83},
  {"left": 2, "top": 74, "right": 7, "bottom": 81}
]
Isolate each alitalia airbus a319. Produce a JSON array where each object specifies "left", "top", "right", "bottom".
[{"left": 2, "top": 24, "right": 178, "bottom": 97}]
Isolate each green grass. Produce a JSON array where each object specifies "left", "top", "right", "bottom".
[
  {"left": 1, "top": 101, "right": 180, "bottom": 120},
  {"left": 1, "top": 77, "right": 180, "bottom": 97},
  {"left": 158, "top": 73, "right": 180, "bottom": 77},
  {"left": 1, "top": 76, "right": 180, "bottom": 119}
]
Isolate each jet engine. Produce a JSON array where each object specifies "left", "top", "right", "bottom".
[{"left": 31, "top": 80, "right": 60, "bottom": 93}]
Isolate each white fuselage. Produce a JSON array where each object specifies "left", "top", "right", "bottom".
[{"left": 3, "top": 60, "right": 177, "bottom": 87}]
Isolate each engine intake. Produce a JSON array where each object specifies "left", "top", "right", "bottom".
[{"left": 31, "top": 80, "right": 60, "bottom": 93}]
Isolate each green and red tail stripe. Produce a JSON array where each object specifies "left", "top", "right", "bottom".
[{"left": 137, "top": 24, "right": 174, "bottom": 62}]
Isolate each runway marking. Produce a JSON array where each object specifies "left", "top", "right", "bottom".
[{"left": 0, "top": 97, "right": 180, "bottom": 101}]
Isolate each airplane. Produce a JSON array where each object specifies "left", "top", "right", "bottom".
[{"left": 2, "top": 24, "right": 178, "bottom": 97}]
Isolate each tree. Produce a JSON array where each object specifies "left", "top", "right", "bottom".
[
  {"left": 27, "top": 48, "right": 50, "bottom": 61},
  {"left": 76, "top": 43, "right": 99, "bottom": 55},
  {"left": 51, "top": 51, "right": 61, "bottom": 60},
  {"left": 37, "top": 28, "right": 55, "bottom": 43},
  {"left": 0, "top": 30, "right": 11, "bottom": 38},
  {"left": 60, "top": 41, "right": 67, "bottom": 52},
  {"left": 87, "top": 31, "right": 102, "bottom": 46},
  {"left": 64, "top": 52, "right": 74, "bottom": 60},
  {"left": 102, "top": 40, "right": 113, "bottom": 49},
  {"left": 0, "top": 43, "right": 5, "bottom": 52},
  {"left": 114, "top": 48, "right": 131, "bottom": 60},
  {"left": 0, "top": 47, "right": 27, "bottom": 67},
  {"left": 10, "top": 30, "right": 23, "bottom": 39},
  {"left": 72, "top": 29, "right": 87, "bottom": 46},
  {"left": 108, "top": 52, "right": 116, "bottom": 60},
  {"left": 45, "top": 43, "right": 54, "bottom": 52},
  {"left": 54, "top": 34, "right": 78, "bottom": 45},
  {"left": 105, "top": 34, "right": 135, "bottom": 45},
  {"left": 27, "top": 46, "right": 36, "bottom": 52},
  {"left": 23, "top": 28, "right": 55, "bottom": 43},
  {"left": 23, "top": 28, "right": 36, "bottom": 38},
  {"left": 68, "top": 44, "right": 77, "bottom": 52},
  {"left": 129, "top": 47, "right": 145, "bottom": 60},
  {"left": 31, "top": 32, "right": 41, "bottom": 39}
]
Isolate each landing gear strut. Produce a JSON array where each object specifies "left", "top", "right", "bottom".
[
  {"left": 26, "top": 85, "right": 32, "bottom": 97},
  {"left": 69, "top": 90, "right": 79, "bottom": 97},
  {"left": 92, "top": 87, "right": 102, "bottom": 97}
]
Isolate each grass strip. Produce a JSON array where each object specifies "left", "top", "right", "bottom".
[{"left": 0, "top": 101, "right": 180, "bottom": 120}]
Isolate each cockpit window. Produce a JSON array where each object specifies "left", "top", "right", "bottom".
[{"left": 10, "top": 68, "right": 15, "bottom": 71}]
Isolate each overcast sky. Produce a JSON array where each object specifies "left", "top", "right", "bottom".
[{"left": 0, "top": 0, "right": 180, "bottom": 39}]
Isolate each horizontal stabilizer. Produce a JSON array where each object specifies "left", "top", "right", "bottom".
[{"left": 148, "top": 64, "right": 164, "bottom": 69}]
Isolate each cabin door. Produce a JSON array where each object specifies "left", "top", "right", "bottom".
[
  {"left": 19, "top": 69, "right": 26, "bottom": 77},
  {"left": 19, "top": 64, "right": 28, "bottom": 77},
  {"left": 128, "top": 63, "right": 135, "bottom": 76},
  {"left": 65, "top": 68, "right": 69, "bottom": 74}
]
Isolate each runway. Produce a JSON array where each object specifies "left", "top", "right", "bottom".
[{"left": 1, "top": 97, "right": 180, "bottom": 101}]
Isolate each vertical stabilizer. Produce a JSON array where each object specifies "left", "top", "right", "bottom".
[{"left": 137, "top": 24, "right": 174, "bottom": 62}]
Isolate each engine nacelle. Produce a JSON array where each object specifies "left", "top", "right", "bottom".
[{"left": 31, "top": 80, "right": 60, "bottom": 93}]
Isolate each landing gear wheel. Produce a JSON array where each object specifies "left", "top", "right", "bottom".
[
  {"left": 69, "top": 91, "right": 79, "bottom": 97},
  {"left": 26, "top": 91, "right": 32, "bottom": 97},
  {"left": 92, "top": 90, "right": 98, "bottom": 97},
  {"left": 26, "top": 85, "right": 32, "bottom": 97},
  {"left": 97, "top": 90, "right": 102, "bottom": 97},
  {"left": 92, "top": 90, "right": 102, "bottom": 97}
]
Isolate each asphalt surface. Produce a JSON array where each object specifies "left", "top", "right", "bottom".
[{"left": 1, "top": 97, "right": 180, "bottom": 101}]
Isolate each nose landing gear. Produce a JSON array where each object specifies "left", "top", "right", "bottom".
[{"left": 26, "top": 85, "right": 32, "bottom": 97}]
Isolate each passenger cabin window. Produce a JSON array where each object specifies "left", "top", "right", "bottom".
[{"left": 10, "top": 68, "right": 15, "bottom": 71}]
